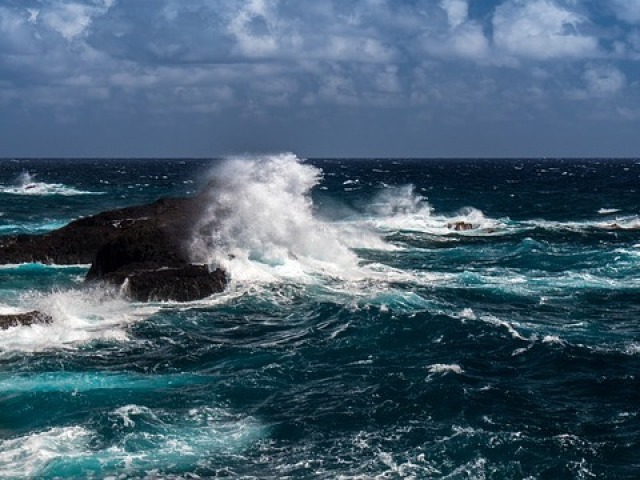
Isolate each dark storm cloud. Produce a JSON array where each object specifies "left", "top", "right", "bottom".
[{"left": 1, "top": 0, "right": 640, "bottom": 157}]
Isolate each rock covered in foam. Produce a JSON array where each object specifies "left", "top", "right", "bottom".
[{"left": 0, "top": 311, "right": 53, "bottom": 329}]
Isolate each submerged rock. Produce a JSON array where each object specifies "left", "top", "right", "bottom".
[
  {"left": 447, "top": 221, "right": 474, "bottom": 231},
  {"left": 0, "top": 187, "right": 228, "bottom": 302},
  {"left": 0, "top": 311, "right": 53, "bottom": 329}
]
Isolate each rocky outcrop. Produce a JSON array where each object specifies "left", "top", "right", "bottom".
[
  {"left": 0, "top": 188, "right": 227, "bottom": 302},
  {"left": 0, "top": 194, "right": 206, "bottom": 265},
  {"left": 106, "top": 264, "right": 227, "bottom": 302},
  {"left": 0, "top": 311, "right": 53, "bottom": 330}
]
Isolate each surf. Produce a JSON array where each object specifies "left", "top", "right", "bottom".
[{"left": 0, "top": 171, "right": 102, "bottom": 196}]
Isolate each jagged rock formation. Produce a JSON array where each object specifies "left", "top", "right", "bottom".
[{"left": 0, "top": 188, "right": 226, "bottom": 303}]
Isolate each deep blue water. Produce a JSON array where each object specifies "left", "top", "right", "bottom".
[{"left": 0, "top": 155, "right": 639, "bottom": 479}]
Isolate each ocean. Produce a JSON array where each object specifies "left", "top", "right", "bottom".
[{"left": 0, "top": 154, "right": 638, "bottom": 479}]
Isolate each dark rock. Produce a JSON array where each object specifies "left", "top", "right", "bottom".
[
  {"left": 0, "top": 311, "right": 53, "bottom": 329},
  {"left": 447, "top": 221, "right": 474, "bottom": 231},
  {"left": 105, "top": 264, "right": 227, "bottom": 302},
  {"left": 0, "top": 193, "right": 208, "bottom": 266},
  {"left": 0, "top": 186, "right": 228, "bottom": 302}
]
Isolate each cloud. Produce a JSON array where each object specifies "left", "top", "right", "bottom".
[
  {"left": 2, "top": 0, "right": 640, "bottom": 158},
  {"left": 611, "top": 1, "right": 640, "bottom": 24},
  {"left": 228, "top": 0, "right": 280, "bottom": 58},
  {"left": 421, "top": 0, "right": 491, "bottom": 62},
  {"left": 40, "top": 1, "right": 115, "bottom": 41},
  {"left": 582, "top": 64, "right": 626, "bottom": 97},
  {"left": 441, "top": 0, "right": 468, "bottom": 29},
  {"left": 565, "top": 64, "right": 627, "bottom": 100},
  {"left": 493, "top": 0, "right": 600, "bottom": 60}
]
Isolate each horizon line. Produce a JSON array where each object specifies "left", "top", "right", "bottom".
[{"left": 1, "top": 156, "right": 639, "bottom": 161}]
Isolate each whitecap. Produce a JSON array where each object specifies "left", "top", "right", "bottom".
[
  {"left": 0, "top": 287, "right": 159, "bottom": 353},
  {"left": 598, "top": 208, "right": 621, "bottom": 215},
  {"left": 0, "top": 171, "right": 102, "bottom": 196},
  {"left": 190, "top": 153, "right": 384, "bottom": 284},
  {"left": 427, "top": 363, "right": 464, "bottom": 374},
  {"left": 356, "top": 185, "right": 517, "bottom": 237},
  {"left": 0, "top": 426, "right": 93, "bottom": 478},
  {"left": 0, "top": 406, "right": 265, "bottom": 477}
]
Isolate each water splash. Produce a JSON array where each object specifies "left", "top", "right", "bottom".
[
  {"left": 0, "top": 287, "right": 159, "bottom": 353},
  {"left": 0, "top": 171, "right": 102, "bottom": 196},
  {"left": 190, "top": 153, "right": 365, "bottom": 282},
  {"left": 362, "top": 185, "right": 512, "bottom": 236}
]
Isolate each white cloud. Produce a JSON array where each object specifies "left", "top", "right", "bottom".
[
  {"left": 26, "top": 8, "right": 39, "bottom": 25},
  {"left": 583, "top": 64, "right": 626, "bottom": 96},
  {"left": 448, "top": 24, "right": 491, "bottom": 60},
  {"left": 440, "top": 0, "right": 468, "bottom": 29},
  {"left": 422, "top": 2, "right": 490, "bottom": 63},
  {"left": 493, "top": 0, "right": 599, "bottom": 60},
  {"left": 228, "top": 0, "right": 280, "bottom": 58},
  {"left": 38, "top": 1, "right": 115, "bottom": 41},
  {"left": 611, "top": 1, "right": 640, "bottom": 24}
]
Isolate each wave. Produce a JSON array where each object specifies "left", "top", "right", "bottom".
[
  {"left": 598, "top": 207, "right": 621, "bottom": 215},
  {"left": 190, "top": 153, "right": 384, "bottom": 284},
  {"left": 0, "top": 288, "right": 158, "bottom": 353},
  {"left": 523, "top": 215, "right": 640, "bottom": 232},
  {"left": 0, "top": 405, "right": 264, "bottom": 477},
  {"left": 0, "top": 171, "right": 102, "bottom": 196},
  {"left": 0, "top": 262, "right": 89, "bottom": 271},
  {"left": 0, "top": 371, "right": 210, "bottom": 394},
  {"left": 350, "top": 185, "right": 520, "bottom": 239},
  {"left": 0, "top": 220, "right": 69, "bottom": 235}
]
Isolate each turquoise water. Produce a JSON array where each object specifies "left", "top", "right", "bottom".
[{"left": 0, "top": 155, "right": 639, "bottom": 478}]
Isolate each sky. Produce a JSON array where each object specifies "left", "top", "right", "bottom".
[{"left": 1, "top": 0, "right": 640, "bottom": 158}]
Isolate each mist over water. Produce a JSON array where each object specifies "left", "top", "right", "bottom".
[{"left": 0, "top": 157, "right": 639, "bottom": 478}]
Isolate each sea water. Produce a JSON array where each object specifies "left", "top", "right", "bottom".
[{"left": 0, "top": 155, "right": 639, "bottom": 478}]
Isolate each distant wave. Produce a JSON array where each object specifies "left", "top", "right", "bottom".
[
  {"left": 0, "top": 171, "right": 103, "bottom": 196},
  {"left": 524, "top": 215, "right": 640, "bottom": 232},
  {"left": 598, "top": 207, "right": 621, "bottom": 214},
  {"left": 0, "top": 220, "right": 69, "bottom": 235}
]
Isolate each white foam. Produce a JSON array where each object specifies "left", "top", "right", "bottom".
[
  {"left": 358, "top": 185, "right": 514, "bottom": 236},
  {"left": 598, "top": 208, "right": 621, "bottom": 215},
  {"left": 427, "top": 363, "right": 464, "bottom": 374},
  {"left": 0, "top": 406, "right": 265, "bottom": 477},
  {"left": 0, "top": 287, "right": 158, "bottom": 353},
  {"left": 525, "top": 215, "right": 640, "bottom": 232},
  {"left": 0, "top": 171, "right": 101, "bottom": 196},
  {"left": 191, "top": 153, "right": 381, "bottom": 284},
  {"left": 0, "top": 262, "right": 89, "bottom": 271},
  {"left": 0, "top": 426, "right": 93, "bottom": 478}
]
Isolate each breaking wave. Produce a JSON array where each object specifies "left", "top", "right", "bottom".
[
  {"left": 0, "top": 288, "right": 158, "bottom": 353},
  {"left": 0, "top": 171, "right": 102, "bottom": 196},
  {"left": 190, "top": 153, "right": 382, "bottom": 283},
  {"left": 0, "top": 405, "right": 264, "bottom": 478}
]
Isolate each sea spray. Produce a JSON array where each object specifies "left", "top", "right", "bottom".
[
  {"left": 0, "top": 287, "right": 159, "bottom": 353},
  {"left": 363, "top": 184, "right": 509, "bottom": 235},
  {"left": 0, "top": 171, "right": 101, "bottom": 196},
  {"left": 190, "top": 153, "right": 363, "bottom": 282}
]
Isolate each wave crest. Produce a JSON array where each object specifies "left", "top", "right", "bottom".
[{"left": 190, "top": 153, "right": 364, "bottom": 282}]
